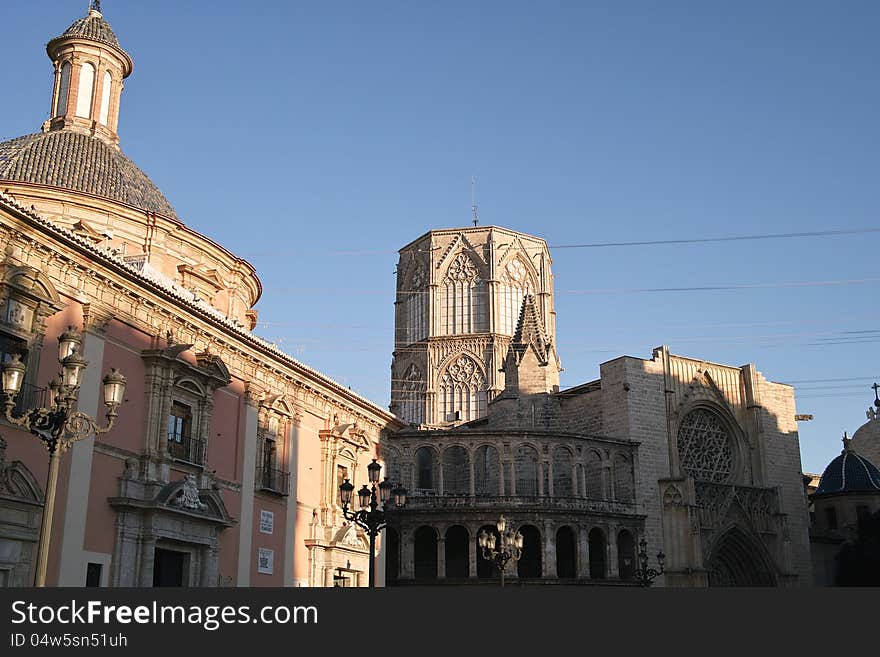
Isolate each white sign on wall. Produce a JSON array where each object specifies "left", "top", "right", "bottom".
[
  {"left": 259, "top": 510, "right": 274, "bottom": 534},
  {"left": 258, "top": 548, "right": 274, "bottom": 575}
]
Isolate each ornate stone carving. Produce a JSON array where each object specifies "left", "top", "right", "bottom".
[
  {"left": 445, "top": 254, "right": 478, "bottom": 283},
  {"left": 663, "top": 485, "right": 684, "bottom": 506},
  {"left": 171, "top": 474, "right": 206, "bottom": 511}
]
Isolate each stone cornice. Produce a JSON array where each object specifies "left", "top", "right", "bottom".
[{"left": 0, "top": 192, "right": 404, "bottom": 431}]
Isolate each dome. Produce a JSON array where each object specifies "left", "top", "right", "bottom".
[
  {"left": 49, "top": 9, "right": 120, "bottom": 50},
  {"left": 0, "top": 132, "right": 177, "bottom": 219},
  {"left": 814, "top": 444, "right": 880, "bottom": 497},
  {"left": 851, "top": 415, "right": 880, "bottom": 467}
]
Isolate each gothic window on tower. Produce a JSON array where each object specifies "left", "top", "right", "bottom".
[
  {"left": 439, "top": 354, "right": 487, "bottom": 422},
  {"left": 399, "top": 363, "right": 425, "bottom": 426},
  {"left": 440, "top": 254, "right": 486, "bottom": 335},
  {"left": 677, "top": 408, "right": 735, "bottom": 483},
  {"left": 499, "top": 258, "right": 534, "bottom": 336},
  {"left": 401, "top": 264, "right": 427, "bottom": 344}
]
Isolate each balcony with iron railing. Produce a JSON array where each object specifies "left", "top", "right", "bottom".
[
  {"left": 12, "top": 382, "right": 48, "bottom": 417},
  {"left": 167, "top": 432, "right": 205, "bottom": 466},
  {"left": 257, "top": 466, "right": 290, "bottom": 496}
]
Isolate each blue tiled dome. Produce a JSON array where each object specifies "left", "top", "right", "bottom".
[{"left": 814, "top": 446, "right": 880, "bottom": 497}]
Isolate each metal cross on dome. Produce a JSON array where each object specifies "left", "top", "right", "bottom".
[
  {"left": 91, "top": 1, "right": 102, "bottom": 13},
  {"left": 872, "top": 382, "right": 880, "bottom": 407}
]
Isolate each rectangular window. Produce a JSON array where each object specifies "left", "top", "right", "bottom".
[
  {"left": 85, "top": 562, "right": 102, "bottom": 587},
  {"left": 168, "top": 402, "right": 192, "bottom": 442},
  {"left": 825, "top": 506, "right": 838, "bottom": 530}
]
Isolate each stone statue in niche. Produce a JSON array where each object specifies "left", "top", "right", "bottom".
[{"left": 172, "top": 474, "right": 206, "bottom": 511}]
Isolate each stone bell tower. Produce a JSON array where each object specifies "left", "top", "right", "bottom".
[
  {"left": 43, "top": 1, "right": 134, "bottom": 149},
  {"left": 390, "top": 226, "right": 558, "bottom": 427}
]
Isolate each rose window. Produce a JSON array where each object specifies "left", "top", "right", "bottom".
[{"left": 677, "top": 409, "right": 734, "bottom": 483}]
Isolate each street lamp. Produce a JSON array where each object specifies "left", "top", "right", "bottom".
[
  {"left": 632, "top": 537, "right": 665, "bottom": 587},
  {"left": 1, "top": 326, "right": 126, "bottom": 587},
  {"left": 477, "top": 515, "right": 523, "bottom": 587},
  {"left": 338, "top": 458, "right": 406, "bottom": 588}
]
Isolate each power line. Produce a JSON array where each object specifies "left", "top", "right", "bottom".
[{"left": 242, "top": 226, "right": 880, "bottom": 258}]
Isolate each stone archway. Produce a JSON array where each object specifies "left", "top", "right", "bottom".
[{"left": 707, "top": 527, "right": 777, "bottom": 587}]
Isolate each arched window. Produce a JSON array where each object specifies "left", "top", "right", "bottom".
[
  {"left": 498, "top": 258, "right": 535, "bottom": 336},
  {"left": 75, "top": 62, "right": 95, "bottom": 118},
  {"left": 444, "top": 526, "right": 470, "bottom": 579},
  {"left": 56, "top": 62, "right": 71, "bottom": 116},
  {"left": 556, "top": 526, "right": 577, "bottom": 579},
  {"left": 439, "top": 354, "right": 487, "bottom": 422},
  {"left": 384, "top": 527, "right": 400, "bottom": 585},
  {"left": 399, "top": 363, "right": 425, "bottom": 425},
  {"left": 617, "top": 530, "right": 636, "bottom": 580},
  {"left": 514, "top": 445, "right": 539, "bottom": 497},
  {"left": 517, "top": 525, "right": 542, "bottom": 578},
  {"left": 474, "top": 445, "right": 500, "bottom": 496},
  {"left": 588, "top": 528, "right": 606, "bottom": 579},
  {"left": 585, "top": 450, "right": 603, "bottom": 499},
  {"left": 614, "top": 454, "right": 634, "bottom": 502},
  {"left": 553, "top": 446, "right": 574, "bottom": 497},
  {"left": 413, "top": 526, "right": 438, "bottom": 582},
  {"left": 99, "top": 71, "right": 112, "bottom": 125},
  {"left": 677, "top": 408, "right": 735, "bottom": 483},
  {"left": 442, "top": 446, "right": 470, "bottom": 495},
  {"left": 400, "top": 264, "right": 427, "bottom": 343},
  {"left": 440, "top": 254, "right": 486, "bottom": 335},
  {"left": 415, "top": 447, "right": 437, "bottom": 491}
]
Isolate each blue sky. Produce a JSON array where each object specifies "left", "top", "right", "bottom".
[{"left": 3, "top": 1, "right": 879, "bottom": 474}]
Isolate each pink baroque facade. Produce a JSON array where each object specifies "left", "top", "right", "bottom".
[{"left": 0, "top": 5, "right": 402, "bottom": 588}]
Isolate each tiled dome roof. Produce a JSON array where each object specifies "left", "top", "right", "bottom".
[
  {"left": 0, "top": 132, "right": 177, "bottom": 219},
  {"left": 49, "top": 10, "right": 120, "bottom": 50},
  {"left": 814, "top": 445, "right": 880, "bottom": 497}
]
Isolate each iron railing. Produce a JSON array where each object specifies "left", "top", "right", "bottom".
[
  {"left": 167, "top": 432, "right": 205, "bottom": 465},
  {"left": 258, "top": 466, "right": 290, "bottom": 495}
]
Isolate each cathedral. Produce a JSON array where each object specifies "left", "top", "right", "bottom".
[{"left": 383, "top": 226, "right": 814, "bottom": 586}]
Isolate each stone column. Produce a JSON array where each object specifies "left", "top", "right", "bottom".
[
  {"left": 542, "top": 520, "right": 555, "bottom": 578},
  {"left": 468, "top": 457, "right": 475, "bottom": 496},
  {"left": 578, "top": 526, "right": 590, "bottom": 579},
  {"left": 138, "top": 537, "right": 156, "bottom": 587},
  {"left": 436, "top": 534, "right": 446, "bottom": 580},
  {"left": 283, "top": 413, "right": 302, "bottom": 586},
  {"left": 57, "top": 309, "right": 109, "bottom": 586},
  {"left": 236, "top": 385, "right": 261, "bottom": 586},
  {"left": 608, "top": 526, "right": 619, "bottom": 579},
  {"left": 401, "top": 529, "right": 414, "bottom": 580},
  {"left": 468, "top": 528, "right": 477, "bottom": 578},
  {"left": 498, "top": 455, "right": 505, "bottom": 495}
]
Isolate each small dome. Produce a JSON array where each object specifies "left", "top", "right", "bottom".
[
  {"left": 851, "top": 416, "right": 880, "bottom": 467},
  {"left": 814, "top": 446, "right": 880, "bottom": 497},
  {"left": 49, "top": 9, "right": 120, "bottom": 50},
  {"left": 0, "top": 132, "right": 177, "bottom": 219}
]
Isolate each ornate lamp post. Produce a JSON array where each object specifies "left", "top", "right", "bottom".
[
  {"left": 1, "top": 326, "right": 126, "bottom": 587},
  {"left": 632, "top": 537, "right": 665, "bottom": 587},
  {"left": 477, "top": 515, "right": 523, "bottom": 587},
  {"left": 338, "top": 458, "right": 406, "bottom": 588}
]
